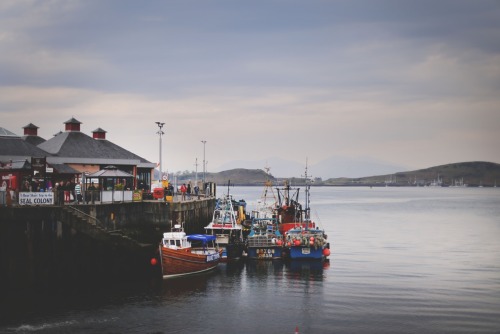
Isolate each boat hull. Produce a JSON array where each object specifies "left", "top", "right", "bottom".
[
  {"left": 247, "top": 246, "right": 283, "bottom": 260},
  {"left": 160, "top": 246, "right": 221, "bottom": 279},
  {"left": 221, "top": 242, "right": 246, "bottom": 261},
  {"left": 288, "top": 246, "right": 324, "bottom": 260}
]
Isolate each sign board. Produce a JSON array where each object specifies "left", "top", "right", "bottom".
[
  {"left": 133, "top": 190, "right": 142, "bottom": 202},
  {"left": 19, "top": 192, "right": 54, "bottom": 206},
  {"left": 31, "top": 157, "right": 46, "bottom": 178}
]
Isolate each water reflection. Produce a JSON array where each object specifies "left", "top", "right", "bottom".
[
  {"left": 285, "top": 259, "right": 329, "bottom": 281},
  {"left": 157, "top": 270, "right": 219, "bottom": 298},
  {"left": 222, "top": 259, "right": 246, "bottom": 276},
  {"left": 244, "top": 259, "right": 285, "bottom": 277}
]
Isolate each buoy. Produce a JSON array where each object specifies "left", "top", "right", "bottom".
[
  {"left": 294, "top": 240, "right": 301, "bottom": 246},
  {"left": 150, "top": 258, "right": 157, "bottom": 266},
  {"left": 277, "top": 240, "right": 283, "bottom": 246},
  {"left": 310, "top": 236, "right": 314, "bottom": 241},
  {"left": 309, "top": 241, "right": 314, "bottom": 246},
  {"left": 323, "top": 248, "right": 331, "bottom": 257}
]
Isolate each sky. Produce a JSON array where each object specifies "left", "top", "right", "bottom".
[{"left": 1, "top": 0, "right": 500, "bottom": 178}]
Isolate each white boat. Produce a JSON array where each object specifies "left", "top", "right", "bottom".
[{"left": 204, "top": 183, "right": 247, "bottom": 261}]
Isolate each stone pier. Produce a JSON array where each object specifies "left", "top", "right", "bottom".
[{"left": 0, "top": 198, "right": 216, "bottom": 291}]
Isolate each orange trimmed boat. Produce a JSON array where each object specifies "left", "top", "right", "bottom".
[
  {"left": 159, "top": 224, "right": 222, "bottom": 279},
  {"left": 275, "top": 181, "right": 316, "bottom": 235}
]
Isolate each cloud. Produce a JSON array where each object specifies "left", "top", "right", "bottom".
[{"left": 1, "top": 0, "right": 499, "bottom": 173}]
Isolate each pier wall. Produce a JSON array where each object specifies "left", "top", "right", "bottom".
[{"left": 0, "top": 199, "right": 215, "bottom": 291}]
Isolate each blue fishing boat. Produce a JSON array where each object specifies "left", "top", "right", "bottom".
[{"left": 283, "top": 163, "right": 330, "bottom": 260}]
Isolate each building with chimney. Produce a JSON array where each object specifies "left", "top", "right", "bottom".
[{"left": 1, "top": 117, "right": 155, "bottom": 192}]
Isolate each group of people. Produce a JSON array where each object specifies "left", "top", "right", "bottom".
[
  {"left": 179, "top": 182, "right": 204, "bottom": 201},
  {"left": 52, "top": 181, "right": 98, "bottom": 205},
  {"left": 52, "top": 180, "right": 79, "bottom": 205}
]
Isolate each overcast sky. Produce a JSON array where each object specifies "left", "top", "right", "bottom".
[{"left": 1, "top": 0, "right": 499, "bottom": 177}]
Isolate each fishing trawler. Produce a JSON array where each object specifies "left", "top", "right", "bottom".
[
  {"left": 204, "top": 182, "right": 247, "bottom": 261},
  {"left": 246, "top": 166, "right": 284, "bottom": 260},
  {"left": 159, "top": 224, "right": 222, "bottom": 279},
  {"left": 282, "top": 163, "right": 330, "bottom": 260}
]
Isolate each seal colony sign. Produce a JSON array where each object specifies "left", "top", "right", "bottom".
[{"left": 19, "top": 192, "right": 54, "bottom": 206}]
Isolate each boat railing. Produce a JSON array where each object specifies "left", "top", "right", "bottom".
[{"left": 248, "top": 235, "right": 276, "bottom": 247}]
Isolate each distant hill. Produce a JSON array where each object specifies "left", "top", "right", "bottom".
[
  {"left": 207, "top": 168, "right": 276, "bottom": 185},
  {"left": 324, "top": 161, "right": 500, "bottom": 187},
  {"left": 176, "top": 168, "right": 277, "bottom": 186},
  {"left": 173, "top": 161, "right": 500, "bottom": 187},
  {"left": 214, "top": 155, "right": 409, "bottom": 179}
]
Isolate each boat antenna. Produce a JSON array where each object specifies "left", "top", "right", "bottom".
[{"left": 302, "top": 158, "right": 311, "bottom": 223}]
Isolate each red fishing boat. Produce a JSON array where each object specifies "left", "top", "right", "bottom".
[
  {"left": 275, "top": 181, "right": 316, "bottom": 235},
  {"left": 159, "top": 224, "right": 222, "bottom": 279}
]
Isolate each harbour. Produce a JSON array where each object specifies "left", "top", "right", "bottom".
[
  {"left": 0, "top": 198, "right": 216, "bottom": 292},
  {"left": 1, "top": 186, "right": 500, "bottom": 333}
]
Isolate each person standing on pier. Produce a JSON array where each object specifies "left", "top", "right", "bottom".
[
  {"left": 180, "top": 183, "right": 187, "bottom": 201},
  {"left": 187, "top": 182, "right": 192, "bottom": 200},
  {"left": 75, "top": 182, "right": 82, "bottom": 204},
  {"left": 58, "top": 182, "right": 65, "bottom": 205},
  {"left": 63, "top": 181, "right": 70, "bottom": 203},
  {"left": 53, "top": 183, "right": 59, "bottom": 205}
]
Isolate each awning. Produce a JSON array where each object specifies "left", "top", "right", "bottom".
[
  {"left": 86, "top": 165, "right": 134, "bottom": 178},
  {"left": 187, "top": 234, "right": 217, "bottom": 244}
]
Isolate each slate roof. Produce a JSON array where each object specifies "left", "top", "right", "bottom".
[
  {"left": 0, "top": 127, "right": 18, "bottom": 137},
  {"left": 49, "top": 163, "right": 80, "bottom": 174},
  {"left": 1, "top": 124, "right": 153, "bottom": 168},
  {"left": 0, "top": 131, "right": 51, "bottom": 161},
  {"left": 64, "top": 117, "right": 82, "bottom": 124},
  {"left": 23, "top": 123, "right": 39, "bottom": 130},
  {"left": 0, "top": 159, "right": 31, "bottom": 170},
  {"left": 23, "top": 135, "right": 46, "bottom": 146},
  {"left": 37, "top": 130, "right": 151, "bottom": 163}
]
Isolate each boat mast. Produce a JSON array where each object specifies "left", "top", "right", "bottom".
[{"left": 303, "top": 158, "right": 311, "bottom": 223}]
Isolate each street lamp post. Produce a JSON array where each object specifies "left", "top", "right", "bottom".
[
  {"left": 194, "top": 158, "right": 198, "bottom": 186},
  {"left": 201, "top": 140, "right": 206, "bottom": 185},
  {"left": 156, "top": 122, "right": 165, "bottom": 182}
]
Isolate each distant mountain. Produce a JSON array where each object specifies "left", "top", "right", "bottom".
[
  {"left": 325, "top": 161, "right": 500, "bottom": 187},
  {"left": 168, "top": 161, "right": 500, "bottom": 187},
  {"left": 174, "top": 168, "right": 276, "bottom": 186},
  {"left": 215, "top": 155, "right": 408, "bottom": 179},
  {"left": 311, "top": 156, "right": 409, "bottom": 178},
  {"left": 216, "top": 157, "right": 303, "bottom": 178}
]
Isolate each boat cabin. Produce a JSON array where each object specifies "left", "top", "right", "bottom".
[{"left": 162, "top": 230, "right": 190, "bottom": 250}]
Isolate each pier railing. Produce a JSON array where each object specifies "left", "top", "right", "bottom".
[{"left": 1, "top": 189, "right": 212, "bottom": 207}]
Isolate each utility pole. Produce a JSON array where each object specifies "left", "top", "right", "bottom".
[
  {"left": 156, "top": 122, "right": 165, "bottom": 182},
  {"left": 194, "top": 157, "right": 198, "bottom": 186},
  {"left": 201, "top": 140, "right": 206, "bottom": 184}
]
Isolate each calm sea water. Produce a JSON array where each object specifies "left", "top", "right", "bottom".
[{"left": 1, "top": 186, "right": 500, "bottom": 333}]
